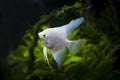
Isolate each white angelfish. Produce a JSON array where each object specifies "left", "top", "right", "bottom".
[{"left": 38, "top": 17, "right": 85, "bottom": 70}]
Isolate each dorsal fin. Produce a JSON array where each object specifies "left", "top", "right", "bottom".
[{"left": 59, "top": 17, "right": 85, "bottom": 37}]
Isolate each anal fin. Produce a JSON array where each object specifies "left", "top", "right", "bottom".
[{"left": 52, "top": 47, "right": 67, "bottom": 69}]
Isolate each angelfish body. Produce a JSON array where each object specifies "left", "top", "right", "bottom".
[
  {"left": 39, "top": 28, "right": 69, "bottom": 52},
  {"left": 38, "top": 17, "right": 85, "bottom": 70}
]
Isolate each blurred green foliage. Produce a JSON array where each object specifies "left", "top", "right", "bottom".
[{"left": 5, "top": 2, "right": 120, "bottom": 80}]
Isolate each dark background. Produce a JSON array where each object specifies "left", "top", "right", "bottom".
[{"left": 0, "top": 0, "right": 120, "bottom": 79}]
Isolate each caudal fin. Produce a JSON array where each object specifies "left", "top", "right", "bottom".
[{"left": 68, "top": 40, "right": 82, "bottom": 55}]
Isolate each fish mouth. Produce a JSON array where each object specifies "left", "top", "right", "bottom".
[{"left": 42, "top": 40, "right": 48, "bottom": 46}]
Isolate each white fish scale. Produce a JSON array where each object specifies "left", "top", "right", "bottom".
[{"left": 46, "top": 28, "right": 69, "bottom": 52}]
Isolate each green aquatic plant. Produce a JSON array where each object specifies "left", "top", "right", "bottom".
[{"left": 5, "top": 2, "right": 120, "bottom": 80}]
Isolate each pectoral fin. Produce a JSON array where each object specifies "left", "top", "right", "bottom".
[
  {"left": 43, "top": 46, "right": 53, "bottom": 71},
  {"left": 52, "top": 47, "right": 67, "bottom": 69}
]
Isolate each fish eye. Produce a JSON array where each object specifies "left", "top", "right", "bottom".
[{"left": 43, "top": 34, "right": 46, "bottom": 37}]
